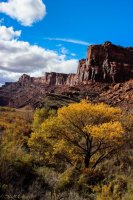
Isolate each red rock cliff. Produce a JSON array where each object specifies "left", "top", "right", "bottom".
[
  {"left": 77, "top": 42, "right": 133, "bottom": 83},
  {"left": 39, "top": 42, "right": 133, "bottom": 86},
  {"left": 0, "top": 42, "right": 133, "bottom": 109},
  {"left": 1, "top": 42, "right": 133, "bottom": 89}
]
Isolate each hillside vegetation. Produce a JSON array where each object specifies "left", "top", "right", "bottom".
[{"left": 0, "top": 102, "right": 133, "bottom": 200}]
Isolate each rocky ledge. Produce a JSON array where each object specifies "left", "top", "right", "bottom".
[{"left": 0, "top": 42, "right": 133, "bottom": 111}]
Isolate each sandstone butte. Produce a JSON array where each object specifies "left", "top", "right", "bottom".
[{"left": 0, "top": 42, "right": 133, "bottom": 112}]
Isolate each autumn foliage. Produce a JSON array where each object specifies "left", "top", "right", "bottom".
[
  {"left": 0, "top": 103, "right": 133, "bottom": 199},
  {"left": 29, "top": 100, "right": 124, "bottom": 169}
]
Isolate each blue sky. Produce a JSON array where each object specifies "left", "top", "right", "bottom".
[{"left": 0, "top": 0, "right": 132, "bottom": 84}]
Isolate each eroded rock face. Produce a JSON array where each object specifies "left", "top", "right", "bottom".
[
  {"left": 81, "top": 41, "right": 133, "bottom": 83},
  {"left": 16, "top": 42, "right": 133, "bottom": 86},
  {"left": 16, "top": 72, "right": 77, "bottom": 86},
  {"left": 18, "top": 74, "right": 33, "bottom": 86},
  {"left": 0, "top": 42, "right": 133, "bottom": 110},
  {"left": 45, "top": 72, "right": 69, "bottom": 85},
  {"left": 7, "top": 42, "right": 132, "bottom": 88}
]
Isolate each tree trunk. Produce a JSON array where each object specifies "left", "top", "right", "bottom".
[
  {"left": 84, "top": 152, "right": 90, "bottom": 168},
  {"left": 84, "top": 136, "right": 92, "bottom": 168}
]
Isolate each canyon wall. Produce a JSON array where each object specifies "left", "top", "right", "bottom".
[
  {"left": 17, "top": 42, "right": 132, "bottom": 86},
  {"left": 0, "top": 42, "right": 133, "bottom": 109},
  {"left": 76, "top": 42, "right": 133, "bottom": 84},
  {"left": 1, "top": 42, "right": 133, "bottom": 88}
]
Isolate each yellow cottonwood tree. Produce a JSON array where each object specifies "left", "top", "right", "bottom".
[{"left": 29, "top": 100, "right": 124, "bottom": 169}]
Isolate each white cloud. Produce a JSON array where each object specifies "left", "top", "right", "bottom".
[
  {"left": 71, "top": 53, "right": 76, "bottom": 57},
  {"left": 46, "top": 37, "right": 91, "bottom": 46},
  {"left": 60, "top": 47, "right": 68, "bottom": 54},
  {"left": 0, "top": 40, "right": 78, "bottom": 74},
  {"left": 0, "top": 0, "right": 46, "bottom": 26},
  {"left": 56, "top": 44, "right": 62, "bottom": 47},
  {"left": 0, "top": 26, "right": 21, "bottom": 41},
  {"left": 0, "top": 27, "right": 78, "bottom": 84}
]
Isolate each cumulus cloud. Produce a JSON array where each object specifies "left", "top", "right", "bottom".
[
  {"left": 0, "top": 27, "right": 78, "bottom": 84},
  {"left": 0, "top": 0, "right": 46, "bottom": 26},
  {"left": 0, "top": 39, "right": 78, "bottom": 74},
  {"left": 0, "top": 26, "right": 21, "bottom": 41}
]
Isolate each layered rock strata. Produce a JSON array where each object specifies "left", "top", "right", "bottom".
[
  {"left": 2, "top": 42, "right": 133, "bottom": 88},
  {"left": 0, "top": 42, "right": 133, "bottom": 109}
]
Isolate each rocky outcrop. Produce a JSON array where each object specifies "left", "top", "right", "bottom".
[
  {"left": 98, "top": 80, "right": 133, "bottom": 113},
  {"left": 2, "top": 42, "right": 132, "bottom": 89},
  {"left": 45, "top": 72, "right": 68, "bottom": 85},
  {"left": 0, "top": 42, "right": 133, "bottom": 110},
  {"left": 35, "top": 42, "right": 133, "bottom": 85},
  {"left": 14, "top": 72, "right": 76, "bottom": 86},
  {"left": 44, "top": 72, "right": 77, "bottom": 86},
  {"left": 77, "top": 42, "right": 133, "bottom": 83}
]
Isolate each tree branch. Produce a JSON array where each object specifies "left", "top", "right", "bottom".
[{"left": 92, "top": 148, "right": 116, "bottom": 168}]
